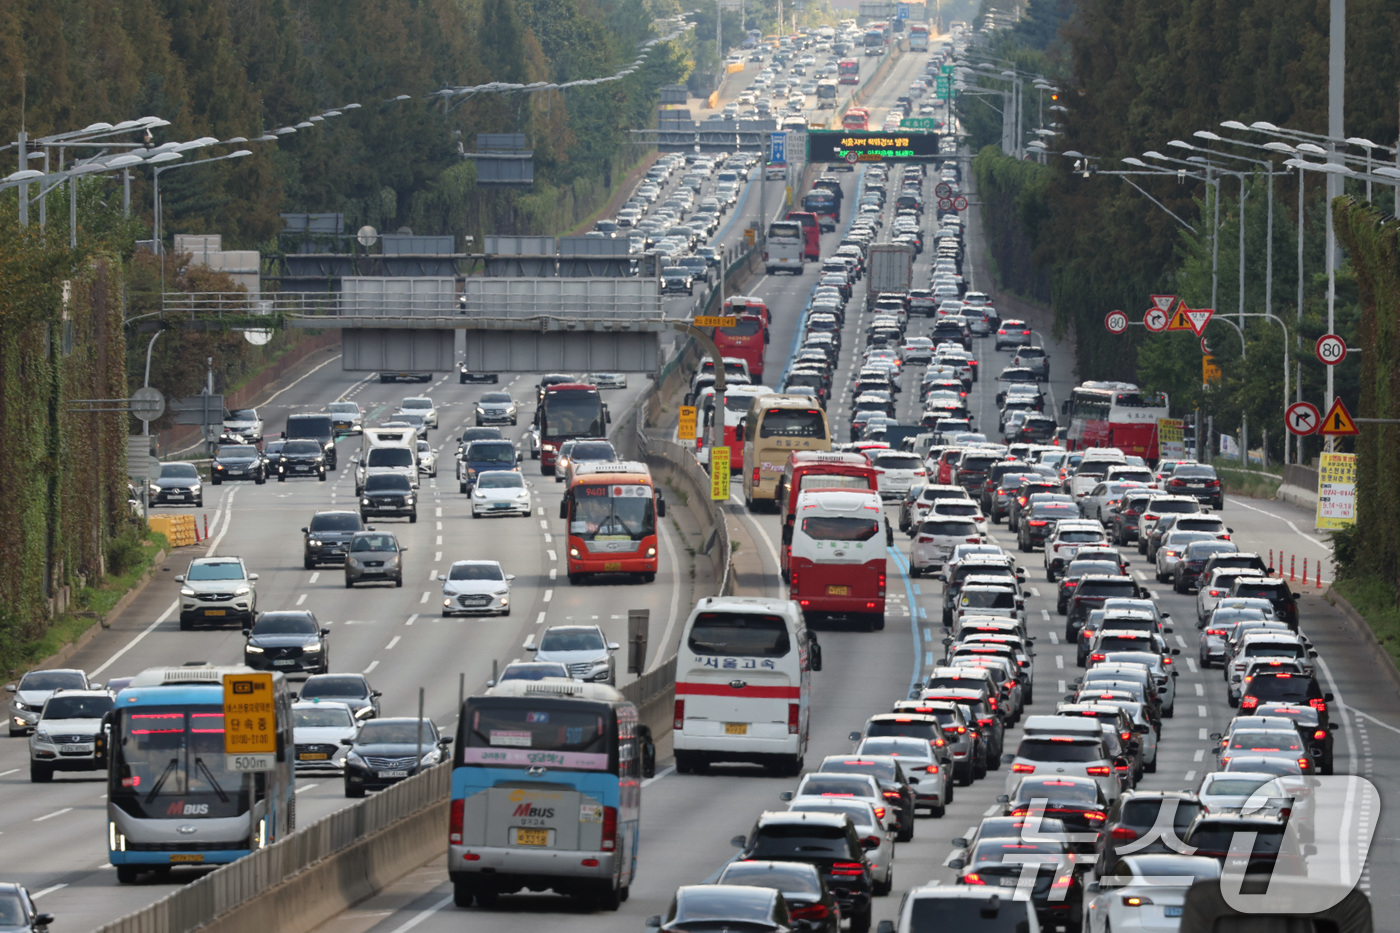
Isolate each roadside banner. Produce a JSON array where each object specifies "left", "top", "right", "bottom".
[
  {"left": 1315, "top": 452, "right": 1357, "bottom": 530},
  {"left": 1157, "top": 418, "right": 1185, "bottom": 461}
]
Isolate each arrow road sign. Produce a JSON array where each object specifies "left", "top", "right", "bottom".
[
  {"left": 1181, "top": 304, "right": 1213, "bottom": 336},
  {"left": 1316, "top": 333, "right": 1347, "bottom": 366},
  {"left": 1319, "top": 397, "right": 1360, "bottom": 437},
  {"left": 1144, "top": 308, "right": 1168, "bottom": 332},
  {"left": 1285, "top": 401, "right": 1321, "bottom": 436},
  {"left": 1105, "top": 311, "right": 1128, "bottom": 335}
]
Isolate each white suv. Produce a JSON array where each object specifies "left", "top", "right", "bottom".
[
  {"left": 1043, "top": 520, "right": 1108, "bottom": 581},
  {"left": 29, "top": 689, "right": 113, "bottom": 782},
  {"left": 176, "top": 556, "right": 259, "bottom": 630}
]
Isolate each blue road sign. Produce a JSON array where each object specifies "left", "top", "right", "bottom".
[{"left": 770, "top": 132, "right": 787, "bottom": 166}]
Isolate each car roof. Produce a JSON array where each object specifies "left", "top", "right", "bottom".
[{"left": 756, "top": 810, "right": 851, "bottom": 829}]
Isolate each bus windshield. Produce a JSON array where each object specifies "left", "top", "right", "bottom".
[
  {"left": 112, "top": 707, "right": 250, "bottom": 819},
  {"left": 541, "top": 389, "right": 605, "bottom": 438},
  {"left": 462, "top": 700, "right": 611, "bottom": 772},
  {"left": 570, "top": 484, "right": 655, "bottom": 541},
  {"left": 798, "top": 473, "right": 872, "bottom": 494},
  {"left": 802, "top": 516, "right": 879, "bottom": 541},
  {"left": 759, "top": 409, "right": 827, "bottom": 439}
]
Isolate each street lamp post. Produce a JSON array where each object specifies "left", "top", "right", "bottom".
[{"left": 152, "top": 149, "right": 252, "bottom": 299}]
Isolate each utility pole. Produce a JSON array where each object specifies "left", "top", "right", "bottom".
[{"left": 1324, "top": 0, "right": 1344, "bottom": 451}]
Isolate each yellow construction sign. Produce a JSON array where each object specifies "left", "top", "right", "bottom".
[
  {"left": 678, "top": 406, "right": 698, "bottom": 441},
  {"left": 694, "top": 316, "right": 738, "bottom": 328},
  {"left": 222, "top": 672, "right": 276, "bottom": 756},
  {"left": 710, "top": 447, "right": 731, "bottom": 501}
]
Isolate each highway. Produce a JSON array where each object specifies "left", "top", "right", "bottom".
[{"left": 6, "top": 31, "right": 1399, "bottom": 933}]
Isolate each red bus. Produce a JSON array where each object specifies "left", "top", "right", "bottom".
[
  {"left": 561, "top": 461, "right": 665, "bottom": 583},
  {"left": 712, "top": 314, "right": 768, "bottom": 382},
  {"left": 1065, "top": 382, "right": 1170, "bottom": 461},
  {"left": 724, "top": 295, "right": 771, "bottom": 329},
  {"left": 776, "top": 451, "right": 880, "bottom": 579},
  {"left": 842, "top": 107, "right": 870, "bottom": 131},
  {"left": 784, "top": 211, "right": 821, "bottom": 261},
  {"left": 838, "top": 60, "right": 860, "bottom": 85},
  {"left": 789, "top": 489, "right": 888, "bottom": 631},
  {"left": 537, "top": 383, "right": 608, "bottom": 474},
  {"left": 696, "top": 383, "right": 773, "bottom": 476}
]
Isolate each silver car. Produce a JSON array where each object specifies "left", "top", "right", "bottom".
[
  {"left": 7, "top": 669, "right": 96, "bottom": 737},
  {"left": 291, "top": 700, "right": 358, "bottom": 773},
  {"left": 344, "top": 531, "right": 405, "bottom": 588},
  {"left": 474, "top": 392, "right": 519, "bottom": 426},
  {"left": 529, "top": 625, "right": 618, "bottom": 684},
  {"left": 416, "top": 440, "right": 438, "bottom": 478},
  {"left": 856, "top": 734, "right": 952, "bottom": 816},
  {"left": 398, "top": 397, "right": 438, "bottom": 429}
]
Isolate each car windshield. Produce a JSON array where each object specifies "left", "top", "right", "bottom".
[
  {"left": 401, "top": 399, "right": 431, "bottom": 410},
  {"left": 294, "top": 706, "right": 354, "bottom": 728},
  {"left": 368, "top": 448, "right": 413, "bottom": 467},
  {"left": 477, "top": 473, "right": 523, "bottom": 489},
  {"left": 1017, "top": 739, "right": 1103, "bottom": 763},
  {"left": 228, "top": 410, "right": 257, "bottom": 420},
  {"left": 718, "top": 863, "right": 822, "bottom": 895},
  {"left": 1015, "top": 778, "right": 1101, "bottom": 803},
  {"left": 749, "top": 825, "right": 852, "bottom": 859},
  {"left": 300, "top": 677, "right": 368, "bottom": 700},
  {"left": 921, "top": 520, "right": 977, "bottom": 537},
  {"left": 571, "top": 443, "right": 616, "bottom": 460},
  {"left": 356, "top": 720, "right": 435, "bottom": 745},
  {"left": 498, "top": 663, "right": 570, "bottom": 681},
  {"left": 43, "top": 694, "right": 113, "bottom": 718},
  {"left": 449, "top": 563, "right": 504, "bottom": 582},
  {"left": 540, "top": 628, "right": 605, "bottom": 652},
  {"left": 218, "top": 446, "right": 257, "bottom": 459},
  {"left": 481, "top": 393, "right": 512, "bottom": 404},
  {"left": 351, "top": 534, "right": 398, "bottom": 552},
  {"left": 253, "top": 614, "right": 317, "bottom": 635},
  {"left": 310, "top": 513, "right": 361, "bottom": 532},
  {"left": 160, "top": 463, "right": 199, "bottom": 479},
  {"left": 364, "top": 474, "right": 411, "bottom": 492},
  {"left": 328, "top": 403, "right": 358, "bottom": 414},
  {"left": 972, "top": 839, "right": 1065, "bottom": 864},
  {"left": 469, "top": 443, "right": 516, "bottom": 464},
  {"left": 186, "top": 561, "right": 245, "bottom": 581},
  {"left": 906, "top": 899, "right": 1031, "bottom": 932}
]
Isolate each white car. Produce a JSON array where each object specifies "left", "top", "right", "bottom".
[
  {"left": 438, "top": 560, "right": 514, "bottom": 616},
  {"left": 470, "top": 470, "right": 531, "bottom": 518},
  {"left": 416, "top": 440, "right": 438, "bottom": 478},
  {"left": 398, "top": 397, "right": 438, "bottom": 429},
  {"left": 221, "top": 408, "right": 263, "bottom": 443},
  {"left": 583, "top": 372, "right": 628, "bottom": 389},
  {"left": 1195, "top": 769, "right": 1284, "bottom": 812},
  {"left": 1043, "top": 520, "right": 1109, "bottom": 581},
  {"left": 911, "top": 516, "right": 981, "bottom": 575},
  {"left": 291, "top": 700, "right": 359, "bottom": 773},
  {"left": 28, "top": 689, "right": 112, "bottom": 782},
  {"left": 176, "top": 556, "right": 258, "bottom": 630},
  {"left": 927, "top": 498, "right": 987, "bottom": 537},
  {"left": 872, "top": 450, "right": 926, "bottom": 499},
  {"left": 1083, "top": 855, "right": 1221, "bottom": 932}
]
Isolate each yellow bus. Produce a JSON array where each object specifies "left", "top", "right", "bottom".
[{"left": 740, "top": 394, "right": 832, "bottom": 511}]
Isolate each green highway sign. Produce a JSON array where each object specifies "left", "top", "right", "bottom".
[
  {"left": 941, "top": 63, "right": 954, "bottom": 76},
  {"left": 900, "top": 118, "right": 939, "bottom": 130}
]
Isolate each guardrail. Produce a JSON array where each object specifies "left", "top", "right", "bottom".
[{"left": 96, "top": 761, "right": 450, "bottom": 933}]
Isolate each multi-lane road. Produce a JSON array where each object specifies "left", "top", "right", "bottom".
[{"left": 6, "top": 33, "right": 1400, "bottom": 933}]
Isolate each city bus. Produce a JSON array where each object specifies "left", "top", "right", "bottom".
[
  {"left": 448, "top": 679, "right": 648, "bottom": 910},
  {"left": 801, "top": 188, "right": 840, "bottom": 231},
  {"left": 561, "top": 460, "right": 665, "bottom": 584},
  {"left": 1064, "top": 381, "right": 1170, "bottom": 461},
  {"left": 107, "top": 664, "right": 295, "bottom": 883},
  {"left": 537, "top": 383, "right": 609, "bottom": 475},
  {"left": 842, "top": 107, "right": 871, "bottom": 131},
  {"left": 838, "top": 59, "right": 860, "bottom": 85},
  {"left": 817, "top": 79, "right": 839, "bottom": 102},
  {"left": 909, "top": 23, "right": 930, "bottom": 51},
  {"left": 696, "top": 383, "right": 774, "bottom": 473},
  {"left": 776, "top": 451, "right": 880, "bottom": 580},
  {"left": 741, "top": 395, "right": 832, "bottom": 511},
  {"left": 864, "top": 25, "right": 888, "bottom": 54}
]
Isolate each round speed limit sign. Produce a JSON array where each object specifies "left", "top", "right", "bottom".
[
  {"left": 1104, "top": 310, "right": 1128, "bottom": 334},
  {"left": 938, "top": 197, "right": 953, "bottom": 211},
  {"left": 935, "top": 182, "right": 952, "bottom": 198},
  {"left": 1316, "top": 333, "right": 1347, "bottom": 366}
]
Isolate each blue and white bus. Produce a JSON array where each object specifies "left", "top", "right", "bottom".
[
  {"left": 448, "top": 680, "right": 651, "bottom": 910},
  {"left": 106, "top": 664, "right": 295, "bottom": 883}
]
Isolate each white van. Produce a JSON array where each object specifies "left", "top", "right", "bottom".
[
  {"left": 673, "top": 596, "right": 821, "bottom": 776},
  {"left": 355, "top": 426, "right": 419, "bottom": 493},
  {"left": 765, "top": 220, "right": 806, "bottom": 275}
]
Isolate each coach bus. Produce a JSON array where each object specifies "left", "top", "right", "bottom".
[
  {"left": 741, "top": 394, "right": 832, "bottom": 511},
  {"left": 561, "top": 460, "right": 665, "bottom": 584},
  {"left": 538, "top": 383, "right": 609, "bottom": 475},
  {"left": 107, "top": 664, "right": 295, "bottom": 883},
  {"left": 1065, "top": 381, "right": 1170, "bottom": 461},
  {"left": 838, "top": 59, "right": 860, "bottom": 85},
  {"left": 697, "top": 383, "right": 774, "bottom": 473},
  {"left": 909, "top": 23, "right": 930, "bottom": 51},
  {"left": 449, "top": 680, "right": 649, "bottom": 910}
]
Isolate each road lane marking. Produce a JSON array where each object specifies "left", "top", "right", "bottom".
[
  {"left": 536, "top": 612, "right": 547, "bottom": 626},
  {"left": 1058, "top": 680, "right": 1066, "bottom": 694},
  {"left": 1195, "top": 683, "right": 1204, "bottom": 696},
  {"left": 983, "top": 804, "right": 1001, "bottom": 816},
  {"left": 435, "top": 551, "right": 442, "bottom": 563},
  {"left": 363, "top": 660, "right": 379, "bottom": 674},
  {"left": 1194, "top": 749, "right": 1205, "bottom": 762},
  {"left": 642, "top": 766, "right": 675, "bottom": 787},
  {"left": 1197, "top": 705, "right": 1207, "bottom": 717},
  {"left": 436, "top": 536, "right": 442, "bottom": 546},
  {"left": 436, "top": 521, "right": 443, "bottom": 531},
  {"left": 1184, "top": 770, "right": 1196, "bottom": 782},
  {"left": 0, "top": 769, "right": 16, "bottom": 778},
  {"left": 406, "top": 614, "right": 418, "bottom": 627},
  {"left": 30, "top": 884, "right": 67, "bottom": 899},
  {"left": 1055, "top": 656, "right": 1064, "bottom": 669},
  {"left": 436, "top": 507, "right": 443, "bottom": 518},
  {"left": 548, "top": 550, "right": 558, "bottom": 562},
  {"left": 543, "top": 589, "right": 553, "bottom": 602},
  {"left": 295, "top": 783, "right": 319, "bottom": 794},
  {"left": 1174, "top": 635, "right": 1187, "bottom": 648},
  {"left": 420, "top": 592, "right": 430, "bottom": 604},
  {"left": 1200, "top": 729, "right": 1209, "bottom": 740},
  {"left": 385, "top": 636, "right": 401, "bottom": 650},
  {"left": 1048, "top": 632, "right": 1058, "bottom": 644},
  {"left": 539, "top": 520, "right": 548, "bottom": 530},
  {"left": 385, "top": 893, "right": 455, "bottom": 933},
  {"left": 1030, "top": 587, "right": 1041, "bottom": 598},
  {"left": 1185, "top": 657, "right": 1198, "bottom": 673},
  {"left": 296, "top": 594, "right": 307, "bottom": 605},
  {"left": 309, "top": 572, "right": 319, "bottom": 583},
  {"left": 549, "top": 569, "right": 557, "bottom": 580},
  {"left": 33, "top": 809, "right": 72, "bottom": 822},
  {"left": 1040, "top": 610, "right": 1050, "bottom": 621}
]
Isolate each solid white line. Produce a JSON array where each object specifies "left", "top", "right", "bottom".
[
  {"left": 1229, "top": 498, "right": 1331, "bottom": 552},
  {"left": 363, "top": 660, "right": 379, "bottom": 675},
  {"left": 642, "top": 766, "right": 675, "bottom": 788},
  {"left": 309, "top": 571, "right": 320, "bottom": 584},
  {"left": 649, "top": 515, "right": 685, "bottom": 672},
  {"left": 30, "top": 884, "right": 67, "bottom": 899},
  {"left": 0, "top": 769, "right": 17, "bottom": 778},
  {"left": 264, "top": 353, "right": 347, "bottom": 406},
  {"left": 294, "top": 782, "right": 319, "bottom": 794},
  {"left": 386, "top": 894, "right": 455, "bottom": 933},
  {"left": 385, "top": 636, "right": 401, "bottom": 650},
  {"left": 33, "top": 809, "right": 72, "bottom": 822}
]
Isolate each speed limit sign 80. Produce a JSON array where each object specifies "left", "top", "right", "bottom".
[{"left": 1316, "top": 333, "right": 1347, "bottom": 366}]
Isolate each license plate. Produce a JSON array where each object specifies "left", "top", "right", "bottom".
[
  {"left": 997, "top": 876, "right": 1020, "bottom": 887},
  {"left": 725, "top": 723, "right": 748, "bottom": 735},
  {"left": 492, "top": 503, "right": 511, "bottom": 509},
  {"left": 168, "top": 494, "right": 186, "bottom": 499},
  {"left": 205, "top": 609, "right": 226, "bottom": 617},
  {"left": 604, "top": 561, "right": 622, "bottom": 571},
  {"left": 1164, "top": 906, "right": 1183, "bottom": 918},
  {"left": 514, "top": 827, "right": 549, "bottom": 846},
  {"left": 827, "top": 585, "right": 849, "bottom": 596},
  {"left": 273, "top": 659, "right": 296, "bottom": 667},
  {"left": 299, "top": 752, "right": 328, "bottom": 760},
  {"left": 170, "top": 854, "right": 205, "bottom": 863},
  {"left": 60, "top": 744, "right": 93, "bottom": 753},
  {"left": 377, "top": 770, "right": 408, "bottom": 779}
]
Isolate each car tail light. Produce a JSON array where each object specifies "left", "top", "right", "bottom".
[
  {"left": 1206, "top": 479, "right": 1221, "bottom": 487},
  {"left": 1315, "top": 729, "right": 1328, "bottom": 740},
  {"left": 1170, "top": 479, "right": 1185, "bottom": 487},
  {"left": 1241, "top": 696, "right": 1259, "bottom": 710},
  {"left": 1052, "top": 873, "right": 1074, "bottom": 889},
  {"left": 1021, "top": 330, "right": 1030, "bottom": 335},
  {"left": 601, "top": 806, "right": 618, "bottom": 851},
  {"left": 1064, "top": 580, "right": 1078, "bottom": 588},
  {"left": 1299, "top": 758, "right": 1311, "bottom": 770},
  {"left": 962, "top": 872, "right": 987, "bottom": 885},
  {"left": 674, "top": 699, "right": 685, "bottom": 731},
  {"left": 831, "top": 861, "right": 867, "bottom": 876},
  {"left": 1163, "top": 657, "right": 1173, "bottom": 665},
  {"left": 1309, "top": 698, "right": 1328, "bottom": 712},
  {"left": 790, "top": 903, "right": 830, "bottom": 921},
  {"left": 954, "top": 725, "right": 967, "bottom": 734},
  {"left": 873, "top": 806, "right": 886, "bottom": 820},
  {"left": 752, "top": 467, "right": 761, "bottom": 485},
  {"left": 1115, "top": 760, "right": 1129, "bottom": 772},
  {"left": 1209, "top": 589, "right": 1222, "bottom": 597},
  {"left": 1111, "top": 826, "right": 1139, "bottom": 842},
  {"left": 449, "top": 798, "right": 464, "bottom": 845},
  {"left": 966, "top": 537, "right": 981, "bottom": 544},
  {"left": 1090, "top": 653, "right": 1105, "bottom": 662},
  {"left": 1029, "top": 519, "right": 1047, "bottom": 527},
  {"left": 1206, "top": 628, "right": 1226, "bottom": 636},
  {"left": 763, "top": 251, "right": 770, "bottom": 260},
  {"left": 1086, "top": 766, "right": 1111, "bottom": 776},
  {"left": 1121, "top": 731, "right": 1132, "bottom": 741},
  {"left": 1012, "top": 763, "right": 1035, "bottom": 773},
  {"left": 788, "top": 703, "right": 800, "bottom": 735},
  {"left": 1123, "top": 896, "right": 1154, "bottom": 907}
]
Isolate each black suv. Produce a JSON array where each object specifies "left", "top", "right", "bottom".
[
  {"left": 1066, "top": 575, "right": 1144, "bottom": 640},
  {"left": 277, "top": 439, "right": 328, "bottom": 481},
  {"left": 1099, "top": 790, "right": 1203, "bottom": 873},
  {"left": 360, "top": 473, "right": 418, "bottom": 523},
  {"left": 211, "top": 444, "right": 267, "bottom": 485},
  {"left": 1165, "top": 462, "right": 1224, "bottom": 509},
  {"left": 1253, "top": 701, "right": 1337, "bottom": 774},
  {"left": 1230, "top": 577, "right": 1301, "bottom": 630},
  {"left": 732, "top": 811, "right": 875, "bottom": 933},
  {"left": 284, "top": 412, "right": 338, "bottom": 469},
  {"left": 1173, "top": 540, "right": 1240, "bottom": 593},
  {"left": 302, "top": 510, "right": 366, "bottom": 569},
  {"left": 243, "top": 610, "right": 330, "bottom": 675},
  {"left": 1106, "top": 492, "right": 1153, "bottom": 545},
  {"left": 1240, "top": 669, "right": 1331, "bottom": 714}
]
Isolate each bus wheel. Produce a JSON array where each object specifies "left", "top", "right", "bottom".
[
  {"left": 452, "top": 880, "right": 474, "bottom": 908},
  {"left": 116, "top": 866, "right": 140, "bottom": 884}
]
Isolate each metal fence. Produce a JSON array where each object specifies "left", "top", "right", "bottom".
[{"left": 95, "top": 762, "right": 451, "bottom": 933}]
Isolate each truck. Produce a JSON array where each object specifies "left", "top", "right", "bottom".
[{"left": 865, "top": 242, "right": 916, "bottom": 311}]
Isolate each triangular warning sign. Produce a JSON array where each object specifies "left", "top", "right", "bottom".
[
  {"left": 1182, "top": 305, "right": 1213, "bottom": 336},
  {"left": 1319, "top": 397, "right": 1360, "bottom": 437},
  {"left": 1166, "top": 308, "right": 1193, "bottom": 331},
  {"left": 1149, "top": 294, "right": 1177, "bottom": 312}
]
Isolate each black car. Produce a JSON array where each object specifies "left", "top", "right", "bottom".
[
  {"left": 0, "top": 884, "right": 53, "bottom": 933},
  {"left": 360, "top": 473, "right": 417, "bottom": 522},
  {"left": 1173, "top": 540, "right": 1240, "bottom": 592},
  {"left": 1240, "top": 669, "right": 1331, "bottom": 714},
  {"left": 1201, "top": 550, "right": 1274, "bottom": 580},
  {"left": 1166, "top": 462, "right": 1224, "bottom": 509},
  {"left": 648, "top": 885, "right": 796, "bottom": 933},
  {"left": 210, "top": 444, "right": 267, "bottom": 485},
  {"left": 1017, "top": 502, "right": 1079, "bottom": 552},
  {"left": 1066, "top": 575, "right": 1144, "bottom": 640},
  {"left": 342, "top": 717, "right": 450, "bottom": 797},
  {"left": 277, "top": 439, "right": 328, "bottom": 481},
  {"left": 243, "top": 610, "right": 330, "bottom": 675},
  {"left": 816, "top": 755, "right": 917, "bottom": 842},
  {"left": 950, "top": 835, "right": 1080, "bottom": 930},
  {"left": 262, "top": 439, "right": 286, "bottom": 473},
  {"left": 732, "top": 812, "right": 875, "bottom": 933},
  {"left": 1253, "top": 701, "right": 1337, "bottom": 774},
  {"left": 1107, "top": 492, "right": 1154, "bottom": 545},
  {"left": 1098, "top": 790, "right": 1203, "bottom": 873},
  {"left": 302, "top": 510, "right": 366, "bottom": 569},
  {"left": 149, "top": 461, "right": 204, "bottom": 507},
  {"left": 284, "top": 412, "right": 337, "bottom": 469},
  {"left": 458, "top": 362, "right": 499, "bottom": 384},
  {"left": 714, "top": 861, "right": 841, "bottom": 933},
  {"left": 457, "top": 426, "right": 505, "bottom": 458},
  {"left": 298, "top": 673, "right": 381, "bottom": 721},
  {"left": 1230, "top": 577, "right": 1301, "bottom": 630}
]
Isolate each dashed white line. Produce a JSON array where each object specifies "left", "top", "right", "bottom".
[
  {"left": 309, "top": 572, "right": 320, "bottom": 583},
  {"left": 385, "top": 636, "right": 402, "bottom": 650},
  {"left": 436, "top": 535, "right": 442, "bottom": 546},
  {"left": 1193, "top": 749, "right": 1205, "bottom": 762},
  {"left": 548, "top": 550, "right": 558, "bottom": 562},
  {"left": 1029, "top": 587, "right": 1041, "bottom": 599},
  {"left": 1183, "top": 770, "right": 1196, "bottom": 782},
  {"left": 536, "top": 612, "right": 547, "bottom": 625},
  {"left": 436, "top": 507, "right": 443, "bottom": 518},
  {"left": 539, "top": 520, "right": 548, "bottom": 530},
  {"left": 296, "top": 594, "right": 307, "bottom": 606},
  {"left": 549, "top": 568, "right": 557, "bottom": 580},
  {"left": 1185, "top": 657, "right": 1198, "bottom": 673},
  {"left": 1197, "top": 705, "right": 1208, "bottom": 717},
  {"left": 295, "top": 782, "right": 319, "bottom": 794},
  {"left": 1194, "top": 683, "right": 1204, "bottom": 696},
  {"left": 406, "top": 614, "right": 419, "bottom": 627},
  {"left": 1048, "top": 632, "right": 1059, "bottom": 645},
  {"left": 33, "top": 809, "right": 72, "bottom": 822},
  {"left": 1199, "top": 728, "right": 1210, "bottom": 740},
  {"left": 420, "top": 591, "right": 431, "bottom": 604},
  {"left": 363, "top": 660, "right": 379, "bottom": 674},
  {"left": 543, "top": 589, "right": 553, "bottom": 603},
  {"left": 544, "top": 533, "right": 552, "bottom": 544}
]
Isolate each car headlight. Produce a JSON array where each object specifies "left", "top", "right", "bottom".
[
  {"left": 346, "top": 751, "right": 366, "bottom": 766},
  {"left": 443, "top": 598, "right": 453, "bottom": 607},
  {"left": 304, "top": 643, "right": 322, "bottom": 652},
  {"left": 347, "top": 558, "right": 361, "bottom": 567},
  {"left": 245, "top": 644, "right": 265, "bottom": 654},
  {"left": 234, "top": 586, "right": 251, "bottom": 597},
  {"left": 309, "top": 539, "right": 323, "bottom": 547},
  {"left": 646, "top": 546, "right": 657, "bottom": 557},
  {"left": 214, "top": 464, "right": 226, "bottom": 471},
  {"left": 475, "top": 407, "right": 485, "bottom": 415},
  {"left": 569, "top": 547, "right": 580, "bottom": 558},
  {"left": 354, "top": 706, "right": 374, "bottom": 720},
  {"left": 494, "top": 589, "right": 510, "bottom": 597},
  {"left": 421, "top": 748, "right": 441, "bottom": 765},
  {"left": 474, "top": 489, "right": 486, "bottom": 497},
  {"left": 404, "top": 496, "right": 415, "bottom": 504},
  {"left": 181, "top": 588, "right": 196, "bottom": 597},
  {"left": 362, "top": 498, "right": 372, "bottom": 506}
]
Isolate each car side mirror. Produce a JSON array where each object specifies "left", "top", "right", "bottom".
[
  {"left": 1171, "top": 648, "right": 1181, "bottom": 656},
  {"left": 1227, "top": 528, "right": 1234, "bottom": 534},
  {"left": 947, "top": 857, "right": 966, "bottom": 869},
  {"left": 1085, "top": 880, "right": 1101, "bottom": 894},
  {"left": 371, "top": 690, "right": 383, "bottom": 698},
  {"left": 810, "top": 641, "right": 823, "bottom": 672},
  {"left": 4, "top": 685, "right": 14, "bottom": 693},
  {"left": 242, "top": 628, "right": 251, "bottom": 637},
  {"left": 656, "top": 497, "right": 666, "bottom": 518},
  {"left": 35, "top": 915, "right": 53, "bottom": 928},
  {"left": 301, "top": 527, "right": 309, "bottom": 534},
  {"left": 1324, "top": 692, "right": 1335, "bottom": 702},
  {"left": 849, "top": 730, "right": 862, "bottom": 742},
  {"left": 249, "top": 573, "right": 259, "bottom": 581},
  {"left": 606, "top": 642, "right": 620, "bottom": 652},
  {"left": 877, "top": 922, "right": 896, "bottom": 933},
  {"left": 1330, "top": 723, "right": 1339, "bottom": 731},
  {"left": 440, "top": 736, "right": 453, "bottom": 745},
  {"left": 438, "top": 574, "right": 447, "bottom": 581},
  {"left": 1196, "top": 620, "right": 1207, "bottom": 629},
  {"left": 174, "top": 575, "right": 185, "bottom": 583},
  {"left": 1137, "top": 724, "right": 1151, "bottom": 734},
  {"left": 340, "top": 737, "right": 354, "bottom": 746},
  {"left": 525, "top": 644, "right": 537, "bottom": 652},
  {"left": 517, "top": 452, "right": 524, "bottom": 463},
  {"left": 996, "top": 794, "right": 1010, "bottom": 804},
  {"left": 320, "top": 628, "right": 330, "bottom": 636}
]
